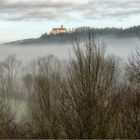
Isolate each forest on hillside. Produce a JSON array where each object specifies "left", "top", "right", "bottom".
[
  {"left": 40, "top": 25, "right": 140, "bottom": 39},
  {"left": 4, "top": 26, "right": 140, "bottom": 46}
]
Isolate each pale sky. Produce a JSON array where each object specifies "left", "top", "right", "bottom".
[{"left": 0, "top": 0, "right": 140, "bottom": 42}]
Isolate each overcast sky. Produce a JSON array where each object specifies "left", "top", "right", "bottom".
[{"left": 0, "top": 0, "right": 140, "bottom": 42}]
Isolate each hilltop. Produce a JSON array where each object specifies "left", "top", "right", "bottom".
[{"left": 2, "top": 25, "right": 140, "bottom": 46}]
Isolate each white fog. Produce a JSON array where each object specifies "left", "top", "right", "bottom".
[
  {"left": 0, "top": 37, "right": 139, "bottom": 63},
  {"left": 0, "top": 37, "right": 139, "bottom": 121}
]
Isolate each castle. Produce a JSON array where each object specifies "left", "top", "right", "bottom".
[{"left": 50, "top": 25, "right": 73, "bottom": 35}]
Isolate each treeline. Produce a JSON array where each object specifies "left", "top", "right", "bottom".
[
  {"left": 0, "top": 34, "right": 140, "bottom": 139},
  {"left": 40, "top": 25, "right": 140, "bottom": 41}
]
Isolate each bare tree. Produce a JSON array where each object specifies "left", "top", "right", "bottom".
[
  {"left": 126, "top": 48, "right": 140, "bottom": 87},
  {"left": 121, "top": 48, "right": 140, "bottom": 139},
  {"left": 24, "top": 55, "right": 64, "bottom": 138},
  {"left": 0, "top": 55, "right": 22, "bottom": 138},
  {"left": 57, "top": 33, "right": 119, "bottom": 139}
]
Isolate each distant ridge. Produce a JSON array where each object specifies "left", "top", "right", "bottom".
[{"left": 2, "top": 25, "right": 140, "bottom": 46}]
